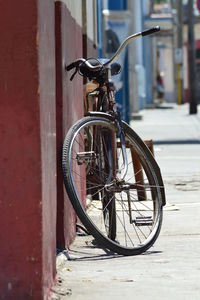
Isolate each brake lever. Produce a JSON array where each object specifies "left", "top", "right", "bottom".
[{"left": 70, "top": 68, "right": 78, "bottom": 81}]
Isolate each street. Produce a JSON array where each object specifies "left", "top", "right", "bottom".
[{"left": 51, "top": 104, "right": 200, "bottom": 300}]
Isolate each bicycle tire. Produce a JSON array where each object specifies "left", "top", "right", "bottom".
[{"left": 62, "top": 115, "right": 164, "bottom": 256}]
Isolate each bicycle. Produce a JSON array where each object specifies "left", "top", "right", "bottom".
[{"left": 62, "top": 26, "right": 166, "bottom": 256}]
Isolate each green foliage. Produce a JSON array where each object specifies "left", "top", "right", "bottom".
[{"left": 154, "top": 0, "right": 168, "bottom": 3}]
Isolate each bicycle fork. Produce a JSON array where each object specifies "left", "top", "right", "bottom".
[
  {"left": 105, "top": 110, "right": 128, "bottom": 184},
  {"left": 116, "top": 110, "right": 128, "bottom": 180}
]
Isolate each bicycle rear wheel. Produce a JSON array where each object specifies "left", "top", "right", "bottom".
[{"left": 62, "top": 115, "right": 164, "bottom": 255}]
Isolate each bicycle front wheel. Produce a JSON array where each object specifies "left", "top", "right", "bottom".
[{"left": 62, "top": 115, "right": 164, "bottom": 255}]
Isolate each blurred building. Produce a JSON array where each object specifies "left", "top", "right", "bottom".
[
  {"left": 101, "top": 0, "right": 200, "bottom": 113},
  {"left": 101, "top": 0, "right": 174, "bottom": 117}
]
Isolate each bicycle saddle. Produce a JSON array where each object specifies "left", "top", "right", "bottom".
[{"left": 66, "top": 58, "right": 121, "bottom": 81}]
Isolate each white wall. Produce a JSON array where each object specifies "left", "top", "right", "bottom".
[
  {"left": 60, "top": 0, "right": 82, "bottom": 26},
  {"left": 86, "top": 0, "right": 97, "bottom": 45}
]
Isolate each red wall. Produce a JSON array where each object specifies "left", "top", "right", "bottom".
[
  {"left": 0, "top": 0, "right": 56, "bottom": 298},
  {"left": 55, "top": 2, "right": 84, "bottom": 249},
  {"left": 38, "top": 0, "right": 57, "bottom": 297},
  {"left": 55, "top": 2, "right": 97, "bottom": 250}
]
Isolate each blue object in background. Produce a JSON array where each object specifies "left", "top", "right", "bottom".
[
  {"left": 108, "top": 0, "right": 126, "bottom": 10},
  {"left": 106, "top": 0, "right": 130, "bottom": 123},
  {"left": 97, "top": 0, "right": 103, "bottom": 58}
]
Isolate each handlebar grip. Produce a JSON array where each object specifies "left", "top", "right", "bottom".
[
  {"left": 65, "top": 62, "right": 76, "bottom": 71},
  {"left": 65, "top": 58, "right": 86, "bottom": 71},
  {"left": 141, "top": 26, "right": 160, "bottom": 37}
]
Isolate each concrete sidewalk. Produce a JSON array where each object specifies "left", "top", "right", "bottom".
[
  {"left": 50, "top": 103, "right": 200, "bottom": 300},
  {"left": 131, "top": 103, "right": 200, "bottom": 143}
]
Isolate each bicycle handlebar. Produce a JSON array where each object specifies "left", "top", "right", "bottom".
[
  {"left": 141, "top": 26, "right": 160, "bottom": 37},
  {"left": 103, "top": 26, "right": 160, "bottom": 67},
  {"left": 65, "top": 58, "right": 103, "bottom": 80},
  {"left": 65, "top": 26, "right": 160, "bottom": 80}
]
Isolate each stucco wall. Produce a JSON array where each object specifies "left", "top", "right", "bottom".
[
  {"left": 0, "top": 0, "right": 56, "bottom": 298},
  {"left": 55, "top": 1, "right": 84, "bottom": 250}
]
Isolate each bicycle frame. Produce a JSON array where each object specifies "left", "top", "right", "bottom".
[{"left": 86, "top": 80, "right": 129, "bottom": 182}]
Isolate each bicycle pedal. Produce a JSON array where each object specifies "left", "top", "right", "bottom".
[
  {"left": 76, "top": 151, "right": 97, "bottom": 165},
  {"left": 133, "top": 216, "right": 153, "bottom": 226}
]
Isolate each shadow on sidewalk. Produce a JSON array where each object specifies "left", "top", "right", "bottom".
[{"left": 66, "top": 237, "right": 163, "bottom": 261}]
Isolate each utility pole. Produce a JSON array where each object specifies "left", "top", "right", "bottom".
[
  {"left": 176, "top": 0, "right": 183, "bottom": 105},
  {"left": 127, "top": 0, "right": 143, "bottom": 117},
  {"left": 188, "top": 0, "right": 197, "bottom": 114}
]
